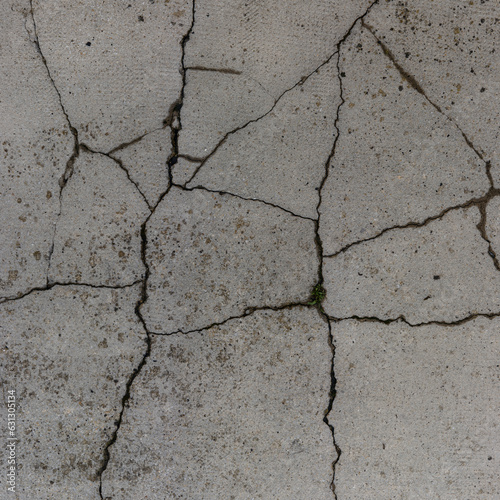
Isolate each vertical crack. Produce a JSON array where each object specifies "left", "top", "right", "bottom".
[
  {"left": 27, "top": 0, "right": 80, "bottom": 285},
  {"left": 314, "top": 1, "right": 381, "bottom": 496},
  {"left": 96, "top": 2, "right": 197, "bottom": 497}
]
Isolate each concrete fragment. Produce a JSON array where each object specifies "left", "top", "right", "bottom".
[
  {"left": 365, "top": 0, "right": 500, "bottom": 184},
  {"left": 171, "top": 156, "right": 201, "bottom": 186},
  {"left": 49, "top": 150, "right": 150, "bottom": 286},
  {"left": 188, "top": 59, "right": 340, "bottom": 219},
  {"left": 0, "top": 285, "right": 147, "bottom": 499},
  {"left": 179, "top": 0, "right": 374, "bottom": 158},
  {"left": 319, "top": 25, "right": 488, "bottom": 255},
  {"left": 330, "top": 318, "right": 500, "bottom": 499},
  {"left": 32, "top": 0, "right": 192, "bottom": 151},
  {"left": 0, "top": 0, "right": 73, "bottom": 299},
  {"left": 102, "top": 307, "right": 335, "bottom": 499},
  {"left": 111, "top": 128, "right": 171, "bottom": 208},
  {"left": 323, "top": 207, "right": 500, "bottom": 324},
  {"left": 143, "top": 186, "right": 318, "bottom": 333}
]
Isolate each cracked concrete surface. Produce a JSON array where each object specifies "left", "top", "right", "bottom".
[{"left": 1, "top": 0, "right": 499, "bottom": 499}]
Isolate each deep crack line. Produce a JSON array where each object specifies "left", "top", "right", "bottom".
[
  {"left": 324, "top": 187, "right": 500, "bottom": 259},
  {"left": 27, "top": 0, "right": 80, "bottom": 286},
  {"left": 327, "top": 311, "right": 500, "bottom": 328},
  {"left": 313, "top": 1, "right": 382, "bottom": 497},
  {"left": 96, "top": 2, "right": 197, "bottom": 497},
  {"left": 0, "top": 280, "right": 143, "bottom": 305}
]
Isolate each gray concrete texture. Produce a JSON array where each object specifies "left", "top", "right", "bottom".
[{"left": 0, "top": 0, "right": 499, "bottom": 499}]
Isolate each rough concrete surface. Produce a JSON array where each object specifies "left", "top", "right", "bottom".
[
  {"left": 1, "top": 0, "right": 500, "bottom": 499},
  {"left": 102, "top": 308, "right": 335, "bottom": 499}
]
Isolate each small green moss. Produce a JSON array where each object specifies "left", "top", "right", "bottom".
[{"left": 308, "top": 283, "right": 326, "bottom": 308}]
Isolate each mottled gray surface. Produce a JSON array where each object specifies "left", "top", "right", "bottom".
[
  {"left": 2, "top": 0, "right": 500, "bottom": 498},
  {"left": 0, "top": 285, "right": 146, "bottom": 499},
  {"left": 188, "top": 58, "right": 340, "bottom": 219},
  {"left": 102, "top": 308, "right": 334, "bottom": 499},
  {"left": 330, "top": 318, "right": 500, "bottom": 499},
  {"left": 323, "top": 207, "right": 500, "bottom": 324},
  {"left": 319, "top": 24, "right": 489, "bottom": 255},
  {"left": 143, "top": 187, "right": 318, "bottom": 334},
  {"left": 49, "top": 149, "right": 150, "bottom": 286}
]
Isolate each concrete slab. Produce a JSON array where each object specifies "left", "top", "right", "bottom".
[
  {"left": 319, "top": 24, "right": 489, "bottom": 255},
  {"left": 178, "top": 0, "right": 374, "bottom": 160},
  {"left": 0, "top": 0, "right": 74, "bottom": 300},
  {"left": 365, "top": 0, "right": 500, "bottom": 184},
  {"left": 0, "top": 284, "right": 147, "bottom": 499},
  {"left": 187, "top": 58, "right": 340, "bottom": 219},
  {"left": 143, "top": 186, "right": 318, "bottom": 333},
  {"left": 102, "top": 307, "right": 335, "bottom": 499},
  {"left": 110, "top": 128, "right": 171, "bottom": 208},
  {"left": 330, "top": 318, "right": 500, "bottom": 499},
  {"left": 31, "top": 0, "right": 192, "bottom": 152},
  {"left": 49, "top": 149, "right": 150, "bottom": 286},
  {"left": 323, "top": 206, "right": 500, "bottom": 324}
]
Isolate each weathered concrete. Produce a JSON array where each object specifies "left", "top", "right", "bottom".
[
  {"left": 2, "top": 0, "right": 500, "bottom": 498},
  {"left": 330, "top": 318, "right": 499, "bottom": 499},
  {"left": 323, "top": 207, "right": 500, "bottom": 324},
  {"left": 110, "top": 128, "right": 171, "bottom": 208},
  {"left": 102, "top": 308, "right": 334, "bottom": 499},
  {"left": 143, "top": 186, "right": 318, "bottom": 333},
  {"left": 319, "top": 24, "right": 489, "bottom": 255},
  {"left": 0, "top": 285, "right": 147, "bottom": 499},
  {"left": 188, "top": 58, "right": 340, "bottom": 219},
  {"left": 49, "top": 149, "right": 150, "bottom": 287},
  {"left": 366, "top": 0, "right": 500, "bottom": 185},
  {"left": 31, "top": 0, "right": 192, "bottom": 152},
  {"left": 0, "top": 0, "right": 74, "bottom": 300}
]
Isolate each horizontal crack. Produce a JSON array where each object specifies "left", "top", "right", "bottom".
[
  {"left": 327, "top": 311, "right": 500, "bottom": 327},
  {"left": 0, "top": 280, "right": 143, "bottom": 304},
  {"left": 152, "top": 301, "right": 315, "bottom": 337},
  {"left": 186, "top": 65, "right": 242, "bottom": 75}
]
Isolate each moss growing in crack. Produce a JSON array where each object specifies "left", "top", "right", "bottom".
[{"left": 308, "top": 283, "right": 326, "bottom": 310}]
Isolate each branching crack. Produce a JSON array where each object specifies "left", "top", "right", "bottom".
[
  {"left": 184, "top": 49, "right": 341, "bottom": 186},
  {"left": 96, "top": 2, "right": 197, "bottom": 497},
  {"left": 27, "top": 0, "right": 80, "bottom": 286},
  {"left": 311, "top": 1, "right": 382, "bottom": 496},
  {"left": 81, "top": 145, "right": 153, "bottom": 210},
  {"left": 324, "top": 186, "right": 500, "bottom": 259}
]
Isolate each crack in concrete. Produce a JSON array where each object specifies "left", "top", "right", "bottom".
[
  {"left": 176, "top": 183, "right": 317, "bottom": 221},
  {"left": 27, "top": 0, "right": 80, "bottom": 287},
  {"left": 324, "top": 186, "right": 500, "bottom": 259},
  {"left": 328, "top": 311, "right": 500, "bottom": 328},
  {"left": 0, "top": 280, "right": 142, "bottom": 305},
  {"left": 363, "top": 21, "right": 487, "bottom": 166},
  {"left": 96, "top": 2, "right": 197, "bottom": 497},
  {"left": 152, "top": 301, "right": 315, "bottom": 337},
  {"left": 312, "top": 1, "right": 382, "bottom": 495},
  {"left": 80, "top": 145, "right": 153, "bottom": 211},
  {"left": 184, "top": 49, "right": 341, "bottom": 186}
]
